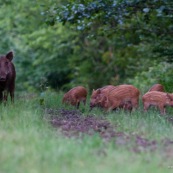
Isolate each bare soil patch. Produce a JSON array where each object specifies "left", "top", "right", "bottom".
[{"left": 45, "top": 108, "right": 173, "bottom": 153}]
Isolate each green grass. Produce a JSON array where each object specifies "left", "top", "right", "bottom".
[{"left": 0, "top": 90, "right": 173, "bottom": 173}]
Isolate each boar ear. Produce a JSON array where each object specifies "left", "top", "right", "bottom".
[
  {"left": 6, "top": 51, "right": 13, "bottom": 61},
  {"left": 97, "top": 89, "right": 101, "bottom": 94}
]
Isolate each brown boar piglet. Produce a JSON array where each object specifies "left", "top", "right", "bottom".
[
  {"left": 148, "top": 84, "right": 165, "bottom": 92},
  {"left": 90, "top": 85, "right": 116, "bottom": 110},
  {"left": 62, "top": 86, "right": 87, "bottom": 109},
  {"left": 100, "top": 84, "right": 140, "bottom": 112},
  {"left": 142, "top": 91, "right": 173, "bottom": 115}
]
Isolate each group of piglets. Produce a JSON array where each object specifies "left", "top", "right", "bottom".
[{"left": 62, "top": 84, "right": 173, "bottom": 115}]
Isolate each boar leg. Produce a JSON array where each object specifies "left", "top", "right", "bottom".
[
  {"left": 131, "top": 98, "right": 139, "bottom": 109},
  {"left": 3, "top": 91, "right": 8, "bottom": 105},
  {"left": 83, "top": 99, "right": 86, "bottom": 105},
  {"left": 10, "top": 91, "right": 14, "bottom": 103},
  {"left": 143, "top": 102, "right": 150, "bottom": 112},
  {"left": 158, "top": 104, "right": 166, "bottom": 115},
  {"left": 123, "top": 101, "right": 132, "bottom": 112},
  {"left": 76, "top": 102, "right": 80, "bottom": 109},
  {"left": 8, "top": 82, "right": 15, "bottom": 103}
]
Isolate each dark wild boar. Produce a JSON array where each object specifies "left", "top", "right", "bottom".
[
  {"left": 62, "top": 86, "right": 87, "bottom": 109},
  {"left": 142, "top": 91, "right": 173, "bottom": 115},
  {"left": 148, "top": 84, "right": 165, "bottom": 92},
  {"left": 0, "top": 51, "right": 16, "bottom": 103}
]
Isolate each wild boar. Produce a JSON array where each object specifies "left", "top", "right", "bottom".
[
  {"left": 62, "top": 86, "right": 87, "bottom": 109},
  {"left": 148, "top": 84, "right": 165, "bottom": 92},
  {"left": 90, "top": 85, "right": 116, "bottom": 109},
  {"left": 100, "top": 84, "right": 140, "bottom": 111},
  {"left": 0, "top": 51, "right": 16, "bottom": 103},
  {"left": 142, "top": 91, "right": 173, "bottom": 115}
]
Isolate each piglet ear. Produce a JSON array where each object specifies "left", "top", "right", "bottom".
[
  {"left": 6, "top": 51, "right": 13, "bottom": 61},
  {"left": 97, "top": 89, "right": 101, "bottom": 94}
]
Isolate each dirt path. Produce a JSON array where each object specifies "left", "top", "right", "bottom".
[{"left": 45, "top": 108, "right": 173, "bottom": 154}]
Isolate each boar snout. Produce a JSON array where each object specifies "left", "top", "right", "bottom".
[
  {"left": 0, "top": 70, "right": 8, "bottom": 82},
  {"left": 0, "top": 76, "right": 6, "bottom": 81}
]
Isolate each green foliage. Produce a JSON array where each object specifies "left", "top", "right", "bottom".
[
  {"left": 43, "top": 0, "right": 173, "bottom": 90},
  {"left": 45, "top": 0, "right": 173, "bottom": 35},
  {"left": 0, "top": 0, "right": 173, "bottom": 92},
  {"left": 127, "top": 61, "right": 173, "bottom": 93},
  {"left": 0, "top": 0, "right": 77, "bottom": 91}
]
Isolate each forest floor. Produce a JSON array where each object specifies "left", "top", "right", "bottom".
[{"left": 46, "top": 108, "right": 173, "bottom": 155}]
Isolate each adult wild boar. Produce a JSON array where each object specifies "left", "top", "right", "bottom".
[
  {"left": 142, "top": 91, "right": 173, "bottom": 115},
  {"left": 0, "top": 51, "right": 16, "bottom": 103},
  {"left": 62, "top": 86, "right": 87, "bottom": 109},
  {"left": 148, "top": 84, "right": 165, "bottom": 92},
  {"left": 100, "top": 84, "right": 140, "bottom": 111},
  {"left": 90, "top": 85, "right": 116, "bottom": 109}
]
